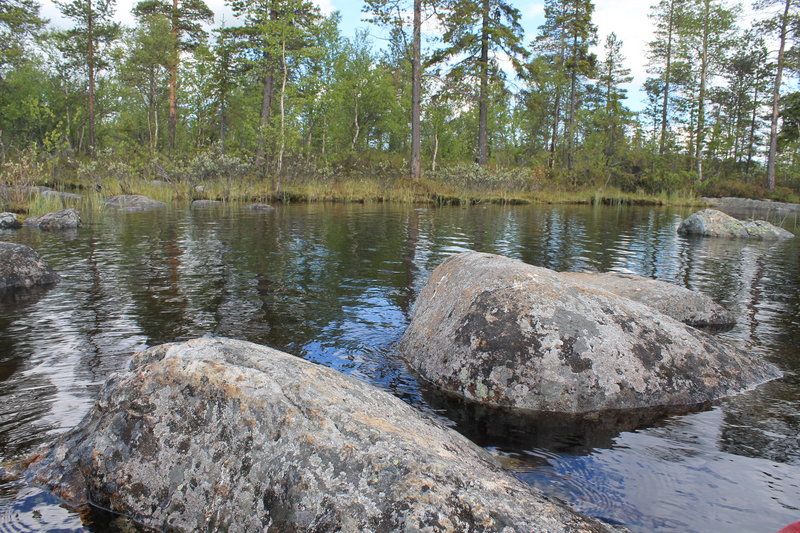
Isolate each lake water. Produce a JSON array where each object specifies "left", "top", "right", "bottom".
[{"left": 0, "top": 203, "right": 798, "bottom": 532}]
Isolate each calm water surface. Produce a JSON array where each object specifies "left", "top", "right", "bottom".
[{"left": 0, "top": 203, "right": 798, "bottom": 532}]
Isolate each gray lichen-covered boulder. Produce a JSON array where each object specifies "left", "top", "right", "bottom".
[
  {"left": 399, "top": 252, "right": 780, "bottom": 413},
  {"left": 562, "top": 272, "right": 735, "bottom": 328},
  {"left": 243, "top": 203, "right": 275, "bottom": 211},
  {"left": 0, "top": 242, "right": 60, "bottom": 290},
  {"left": 24, "top": 208, "right": 81, "bottom": 230},
  {"left": 678, "top": 209, "right": 794, "bottom": 239},
  {"left": 18, "top": 337, "right": 611, "bottom": 533},
  {"left": 104, "top": 195, "right": 166, "bottom": 212},
  {"left": 0, "top": 212, "right": 21, "bottom": 229}
]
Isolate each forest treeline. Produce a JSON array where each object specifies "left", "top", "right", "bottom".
[{"left": 1, "top": 0, "right": 800, "bottom": 202}]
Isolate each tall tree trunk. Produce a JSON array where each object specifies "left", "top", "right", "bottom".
[
  {"left": 746, "top": 83, "right": 760, "bottom": 176},
  {"left": 431, "top": 127, "right": 439, "bottom": 172},
  {"left": 276, "top": 40, "right": 287, "bottom": 196},
  {"left": 548, "top": 92, "right": 561, "bottom": 169},
  {"left": 255, "top": 65, "right": 275, "bottom": 168},
  {"left": 694, "top": 0, "right": 710, "bottom": 181},
  {"left": 659, "top": 0, "right": 675, "bottom": 155},
  {"left": 87, "top": 0, "right": 95, "bottom": 155},
  {"left": 168, "top": 0, "right": 179, "bottom": 153},
  {"left": 219, "top": 91, "right": 226, "bottom": 151},
  {"left": 410, "top": 0, "right": 422, "bottom": 179},
  {"left": 477, "top": 0, "right": 490, "bottom": 166},
  {"left": 566, "top": 32, "right": 578, "bottom": 176},
  {"left": 766, "top": 0, "right": 791, "bottom": 192}
]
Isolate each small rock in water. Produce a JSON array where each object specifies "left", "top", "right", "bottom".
[
  {"left": 0, "top": 212, "right": 21, "bottom": 229},
  {"left": 24, "top": 208, "right": 81, "bottom": 230},
  {"left": 16, "top": 337, "right": 613, "bottom": 533},
  {"left": 678, "top": 209, "right": 794, "bottom": 240},
  {"left": 104, "top": 195, "right": 167, "bottom": 212},
  {"left": 399, "top": 252, "right": 781, "bottom": 413},
  {"left": 0, "top": 242, "right": 60, "bottom": 290}
]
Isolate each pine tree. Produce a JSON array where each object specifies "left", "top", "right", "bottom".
[
  {"left": 134, "top": 0, "right": 213, "bottom": 153},
  {"left": 434, "top": 0, "right": 527, "bottom": 165},
  {"left": 54, "top": 0, "right": 120, "bottom": 153},
  {"left": 756, "top": 0, "right": 800, "bottom": 191}
]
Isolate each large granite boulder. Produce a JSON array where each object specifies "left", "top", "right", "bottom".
[
  {"left": 104, "top": 195, "right": 166, "bottom": 212},
  {"left": 562, "top": 272, "right": 735, "bottom": 328},
  {"left": 678, "top": 209, "right": 794, "bottom": 239},
  {"left": 0, "top": 212, "right": 21, "bottom": 229},
  {"left": 0, "top": 242, "right": 60, "bottom": 290},
  {"left": 24, "top": 208, "right": 81, "bottom": 230},
  {"left": 18, "top": 337, "right": 611, "bottom": 532},
  {"left": 399, "top": 252, "right": 780, "bottom": 413}
]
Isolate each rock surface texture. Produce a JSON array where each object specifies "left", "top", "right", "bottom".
[
  {"left": 678, "top": 209, "right": 794, "bottom": 239},
  {"left": 104, "top": 195, "right": 167, "bottom": 212},
  {"left": 0, "top": 212, "right": 21, "bottom": 229},
  {"left": 0, "top": 242, "right": 60, "bottom": 289},
  {"left": 562, "top": 272, "right": 735, "bottom": 328},
  {"left": 24, "top": 208, "right": 81, "bottom": 230},
  {"left": 399, "top": 252, "right": 780, "bottom": 413},
  {"left": 20, "top": 337, "right": 611, "bottom": 533}
]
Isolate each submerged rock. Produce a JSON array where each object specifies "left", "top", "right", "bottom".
[
  {"left": 0, "top": 242, "right": 60, "bottom": 290},
  {"left": 678, "top": 209, "right": 794, "bottom": 239},
  {"left": 0, "top": 212, "right": 21, "bottom": 229},
  {"left": 191, "top": 199, "right": 223, "bottom": 208},
  {"left": 104, "top": 195, "right": 167, "bottom": 212},
  {"left": 243, "top": 203, "right": 275, "bottom": 211},
  {"left": 24, "top": 209, "right": 81, "bottom": 230},
  {"left": 399, "top": 252, "right": 780, "bottom": 413},
  {"left": 562, "top": 271, "right": 735, "bottom": 328},
  {"left": 19, "top": 337, "right": 611, "bottom": 532}
]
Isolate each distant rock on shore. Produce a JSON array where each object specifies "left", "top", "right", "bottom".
[
  {"left": 678, "top": 209, "right": 794, "bottom": 240},
  {"left": 24, "top": 208, "right": 81, "bottom": 230},
  {"left": 104, "top": 195, "right": 167, "bottom": 212}
]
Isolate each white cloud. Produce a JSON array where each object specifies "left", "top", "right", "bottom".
[{"left": 592, "top": 0, "right": 655, "bottom": 111}]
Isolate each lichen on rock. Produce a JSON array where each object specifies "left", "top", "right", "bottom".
[
  {"left": 17, "top": 337, "right": 613, "bottom": 532},
  {"left": 678, "top": 209, "right": 794, "bottom": 240},
  {"left": 399, "top": 252, "right": 781, "bottom": 413}
]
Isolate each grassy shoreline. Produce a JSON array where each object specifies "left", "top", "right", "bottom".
[{"left": 2, "top": 177, "right": 707, "bottom": 217}]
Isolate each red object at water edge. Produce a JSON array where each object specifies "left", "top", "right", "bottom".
[{"left": 779, "top": 522, "right": 800, "bottom": 533}]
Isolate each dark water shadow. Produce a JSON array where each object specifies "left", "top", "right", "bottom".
[
  {"left": 422, "top": 386, "right": 711, "bottom": 456},
  {"left": 0, "top": 285, "right": 55, "bottom": 314}
]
